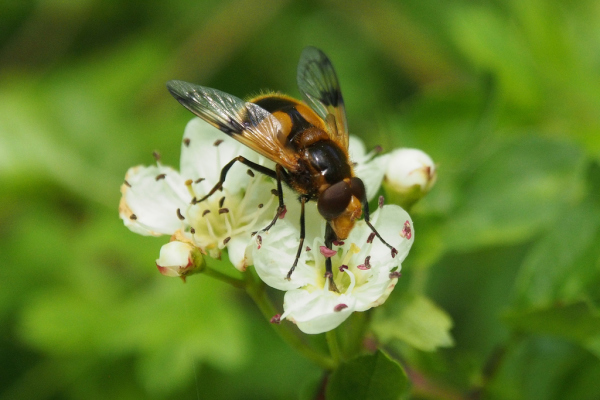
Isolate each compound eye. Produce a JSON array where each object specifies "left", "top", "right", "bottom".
[
  {"left": 349, "top": 177, "right": 366, "bottom": 203},
  {"left": 318, "top": 181, "right": 352, "bottom": 219}
]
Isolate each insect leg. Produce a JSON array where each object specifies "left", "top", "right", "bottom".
[
  {"left": 324, "top": 223, "right": 340, "bottom": 292},
  {"left": 286, "top": 195, "right": 308, "bottom": 280},
  {"left": 194, "top": 156, "right": 278, "bottom": 203},
  {"left": 254, "top": 164, "right": 287, "bottom": 233},
  {"left": 362, "top": 199, "right": 398, "bottom": 258}
]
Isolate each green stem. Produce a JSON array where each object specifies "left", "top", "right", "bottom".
[
  {"left": 203, "top": 267, "right": 246, "bottom": 288},
  {"left": 244, "top": 270, "right": 336, "bottom": 370},
  {"left": 343, "top": 311, "right": 370, "bottom": 359},
  {"left": 326, "top": 330, "right": 342, "bottom": 365}
]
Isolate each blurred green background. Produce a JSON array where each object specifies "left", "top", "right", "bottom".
[{"left": 2, "top": 0, "right": 600, "bottom": 399}]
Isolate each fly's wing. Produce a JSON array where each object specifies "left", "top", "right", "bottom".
[
  {"left": 296, "top": 47, "right": 349, "bottom": 150},
  {"left": 167, "top": 80, "right": 298, "bottom": 170}
]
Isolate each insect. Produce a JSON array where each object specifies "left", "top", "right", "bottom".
[{"left": 167, "top": 47, "right": 396, "bottom": 291}]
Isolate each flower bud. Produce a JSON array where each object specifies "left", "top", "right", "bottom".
[
  {"left": 156, "top": 241, "right": 205, "bottom": 281},
  {"left": 383, "top": 148, "right": 436, "bottom": 209}
]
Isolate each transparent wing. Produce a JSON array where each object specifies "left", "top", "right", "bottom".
[
  {"left": 167, "top": 80, "right": 298, "bottom": 170},
  {"left": 296, "top": 47, "right": 349, "bottom": 149}
]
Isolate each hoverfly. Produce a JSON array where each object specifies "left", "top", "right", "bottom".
[{"left": 167, "top": 47, "right": 396, "bottom": 291}]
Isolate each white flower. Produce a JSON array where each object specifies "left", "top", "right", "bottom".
[
  {"left": 119, "top": 118, "right": 278, "bottom": 271},
  {"left": 383, "top": 148, "right": 436, "bottom": 208},
  {"left": 156, "top": 240, "right": 205, "bottom": 279},
  {"left": 252, "top": 205, "right": 414, "bottom": 334}
]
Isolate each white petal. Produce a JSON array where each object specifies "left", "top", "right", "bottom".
[
  {"left": 179, "top": 118, "right": 266, "bottom": 195},
  {"left": 349, "top": 136, "right": 390, "bottom": 201},
  {"left": 252, "top": 219, "right": 319, "bottom": 291},
  {"left": 226, "top": 235, "right": 252, "bottom": 272},
  {"left": 282, "top": 287, "right": 356, "bottom": 334},
  {"left": 120, "top": 165, "right": 191, "bottom": 236}
]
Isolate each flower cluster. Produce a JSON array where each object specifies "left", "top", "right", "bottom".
[{"left": 120, "top": 118, "right": 430, "bottom": 333}]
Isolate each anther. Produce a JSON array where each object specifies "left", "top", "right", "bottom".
[
  {"left": 155, "top": 173, "right": 166, "bottom": 181},
  {"left": 367, "top": 232, "right": 376, "bottom": 244},
  {"left": 278, "top": 205, "right": 287, "bottom": 219},
  {"left": 223, "top": 237, "right": 231, "bottom": 245},
  {"left": 129, "top": 214, "right": 137, "bottom": 220},
  {"left": 256, "top": 235, "right": 262, "bottom": 249},
  {"left": 391, "top": 248, "right": 398, "bottom": 258},
  {"left": 400, "top": 220, "right": 412, "bottom": 240},
  {"left": 213, "top": 139, "right": 223, "bottom": 146},
  {"left": 320, "top": 246, "right": 337, "bottom": 258},
  {"left": 185, "top": 179, "right": 193, "bottom": 186},
  {"left": 333, "top": 240, "right": 345, "bottom": 246},
  {"left": 191, "top": 197, "right": 198, "bottom": 204},
  {"left": 270, "top": 314, "right": 281, "bottom": 324},
  {"left": 176, "top": 208, "right": 185, "bottom": 220},
  {"left": 334, "top": 304, "right": 348, "bottom": 312},
  {"left": 195, "top": 178, "right": 205, "bottom": 184},
  {"left": 247, "top": 169, "right": 255, "bottom": 177},
  {"left": 190, "top": 227, "right": 196, "bottom": 234},
  {"left": 339, "top": 264, "right": 348, "bottom": 272},
  {"left": 378, "top": 195, "right": 384, "bottom": 208},
  {"left": 357, "top": 264, "right": 369, "bottom": 270},
  {"left": 373, "top": 145, "right": 383, "bottom": 154},
  {"left": 258, "top": 203, "right": 264, "bottom": 208},
  {"left": 219, "top": 208, "right": 229, "bottom": 214},
  {"left": 271, "top": 189, "right": 278, "bottom": 196},
  {"left": 202, "top": 210, "right": 210, "bottom": 216},
  {"left": 124, "top": 180, "right": 131, "bottom": 187},
  {"left": 152, "top": 151, "right": 161, "bottom": 161},
  {"left": 183, "top": 138, "right": 190, "bottom": 147},
  {"left": 305, "top": 246, "right": 311, "bottom": 252},
  {"left": 219, "top": 196, "right": 226, "bottom": 208},
  {"left": 389, "top": 271, "right": 402, "bottom": 279},
  {"left": 365, "top": 256, "right": 371, "bottom": 268}
]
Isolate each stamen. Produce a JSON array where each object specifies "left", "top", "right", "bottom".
[
  {"left": 256, "top": 235, "right": 262, "bottom": 249},
  {"left": 339, "top": 264, "right": 348, "bottom": 272},
  {"left": 365, "top": 256, "right": 371, "bottom": 268},
  {"left": 367, "top": 232, "right": 376, "bottom": 244},
  {"left": 152, "top": 151, "right": 161, "bottom": 161},
  {"left": 185, "top": 179, "right": 193, "bottom": 186},
  {"left": 278, "top": 205, "right": 287, "bottom": 219},
  {"left": 183, "top": 138, "right": 190, "bottom": 147},
  {"left": 270, "top": 314, "right": 281, "bottom": 324},
  {"left": 155, "top": 173, "right": 166, "bottom": 181},
  {"left": 334, "top": 304, "right": 348, "bottom": 312},
  {"left": 333, "top": 240, "right": 345, "bottom": 246},
  {"left": 258, "top": 203, "right": 264, "bottom": 208},
  {"left": 373, "top": 145, "right": 383, "bottom": 154},
  {"left": 129, "top": 214, "right": 137, "bottom": 220},
  {"left": 218, "top": 208, "right": 229, "bottom": 214},
  {"left": 124, "top": 180, "right": 131, "bottom": 188},
  {"left": 400, "top": 220, "right": 412, "bottom": 240},
  {"left": 247, "top": 169, "right": 255, "bottom": 177},
  {"left": 223, "top": 236, "right": 231, "bottom": 245},
  {"left": 190, "top": 227, "right": 196, "bottom": 234},
  {"left": 271, "top": 189, "right": 278, "bottom": 196},
  {"left": 202, "top": 209, "right": 211, "bottom": 216},
  {"left": 195, "top": 178, "right": 205, "bottom": 184},
  {"left": 306, "top": 246, "right": 311, "bottom": 252},
  {"left": 176, "top": 208, "right": 185, "bottom": 220},
  {"left": 389, "top": 271, "right": 402, "bottom": 279},
  {"left": 219, "top": 196, "right": 226, "bottom": 208},
  {"left": 320, "top": 246, "right": 337, "bottom": 258},
  {"left": 378, "top": 196, "right": 384, "bottom": 208},
  {"left": 191, "top": 197, "right": 198, "bottom": 204},
  {"left": 213, "top": 139, "right": 223, "bottom": 146}
]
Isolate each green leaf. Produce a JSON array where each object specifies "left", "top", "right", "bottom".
[
  {"left": 513, "top": 201, "right": 600, "bottom": 307},
  {"left": 443, "top": 136, "right": 585, "bottom": 251},
  {"left": 326, "top": 350, "right": 409, "bottom": 400},
  {"left": 503, "top": 301, "right": 600, "bottom": 358},
  {"left": 372, "top": 293, "right": 454, "bottom": 352}
]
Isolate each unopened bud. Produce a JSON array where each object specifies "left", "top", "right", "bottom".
[
  {"left": 156, "top": 241, "right": 205, "bottom": 281},
  {"left": 383, "top": 148, "right": 436, "bottom": 209}
]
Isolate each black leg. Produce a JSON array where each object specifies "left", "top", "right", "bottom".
[
  {"left": 194, "top": 156, "right": 278, "bottom": 204},
  {"left": 286, "top": 195, "right": 308, "bottom": 280},
  {"left": 324, "top": 223, "right": 339, "bottom": 292},
  {"left": 255, "top": 164, "right": 287, "bottom": 233},
  {"left": 362, "top": 199, "right": 398, "bottom": 258}
]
